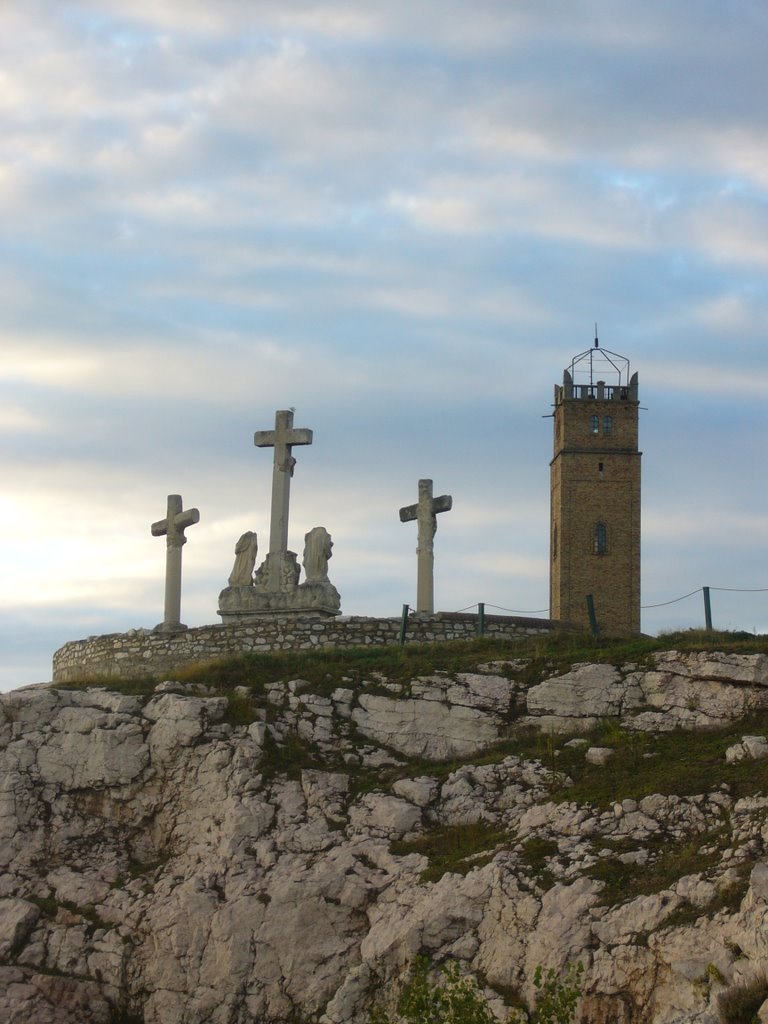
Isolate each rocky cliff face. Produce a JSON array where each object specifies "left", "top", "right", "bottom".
[{"left": 2, "top": 650, "right": 768, "bottom": 1024}]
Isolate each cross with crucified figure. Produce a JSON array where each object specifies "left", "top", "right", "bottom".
[
  {"left": 399, "top": 478, "right": 452, "bottom": 614},
  {"left": 254, "top": 410, "right": 313, "bottom": 557},
  {"left": 151, "top": 494, "right": 200, "bottom": 632}
]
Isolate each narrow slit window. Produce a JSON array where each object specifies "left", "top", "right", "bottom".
[
  {"left": 589, "top": 414, "right": 599, "bottom": 434},
  {"left": 594, "top": 522, "right": 607, "bottom": 555},
  {"left": 603, "top": 415, "right": 613, "bottom": 435}
]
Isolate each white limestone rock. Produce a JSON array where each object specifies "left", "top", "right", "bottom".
[
  {"left": 248, "top": 720, "right": 267, "bottom": 745},
  {"left": 592, "top": 892, "right": 682, "bottom": 946},
  {"left": 323, "top": 962, "right": 373, "bottom": 1024},
  {"left": 473, "top": 869, "right": 540, "bottom": 993},
  {"left": 653, "top": 651, "right": 768, "bottom": 686},
  {"left": 352, "top": 693, "right": 499, "bottom": 760},
  {"left": 638, "top": 671, "right": 755, "bottom": 728},
  {"left": 47, "top": 867, "right": 112, "bottom": 908},
  {"left": 748, "top": 862, "right": 768, "bottom": 903},
  {"left": 360, "top": 867, "right": 491, "bottom": 967},
  {"left": 35, "top": 705, "right": 148, "bottom": 788},
  {"left": 144, "top": 693, "right": 227, "bottom": 763},
  {"left": 71, "top": 689, "right": 142, "bottom": 715},
  {"left": 392, "top": 777, "right": 439, "bottom": 807},
  {"left": 527, "top": 663, "right": 633, "bottom": 719},
  {"left": 675, "top": 874, "right": 717, "bottom": 908},
  {"left": 143, "top": 692, "right": 227, "bottom": 725},
  {"left": 448, "top": 673, "right": 513, "bottom": 715},
  {"left": 301, "top": 769, "right": 349, "bottom": 820},
  {"left": 726, "top": 736, "right": 768, "bottom": 763},
  {"left": 585, "top": 747, "right": 614, "bottom": 766},
  {"left": 522, "top": 877, "right": 601, "bottom": 995},
  {"left": 0, "top": 899, "right": 40, "bottom": 959},
  {"left": 348, "top": 794, "right": 422, "bottom": 839}
]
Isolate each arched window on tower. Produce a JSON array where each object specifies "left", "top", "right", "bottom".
[
  {"left": 594, "top": 522, "right": 607, "bottom": 555},
  {"left": 603, "top": 415, "right": 613, "bottom": 435},
  {"left": 589, "top": 415, "right": 599, "bottom": 434}
]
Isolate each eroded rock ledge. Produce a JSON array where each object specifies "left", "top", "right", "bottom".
[{"left": 2, "top": 650, "right": 768, "bottom": 1023}]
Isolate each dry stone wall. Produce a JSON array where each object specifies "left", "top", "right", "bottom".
[{"left": 52, "top": 612, "right": 555, "bottom": 682}]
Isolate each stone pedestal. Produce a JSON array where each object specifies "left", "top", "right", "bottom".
[
  {"left": 218, "top": 550, "right": 340, "bottom": 623},
  {"left": 218, "top": 581, "right": 341, "bottom": 623}
]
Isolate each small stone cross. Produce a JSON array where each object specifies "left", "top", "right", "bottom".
[
  {"left": 151, "top": 494, "right": 200, "bottom": 632},
  {"left": 399, "top": 479, "right": 452, "bottom": 614},
  {"left": 254, "top": 410, "right": 313, "bottom": 556}
]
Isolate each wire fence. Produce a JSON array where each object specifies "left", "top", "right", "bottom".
[
  {"left": 446, "top": 585, "right": 768, "bottom": 633},
  {"left": 642, "top": 587, "right": 768, "bottom": 609},
  {"left": 453, "top": 602, "right": 550, "bottom": 615}
]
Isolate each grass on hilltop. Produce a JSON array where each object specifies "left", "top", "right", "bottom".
[{"left": 54, "top": 627, "right": 768, "bottom": 699}]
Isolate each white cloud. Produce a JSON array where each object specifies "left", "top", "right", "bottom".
[
  {"left": 0, "top": 404, "right": 46, "bottom": 432},
  {"left": 0, "top": 332, "right": 301, "bottom": 400},
  {"left": 685, "top": 204, "right": 768, "bottom": 268},
  {"left": 690, "top": 294, "right": 761, "bottom": 334},
  {"left": 0, "top": 340, "right": 100, "bottom": 387},
  {"left": 643, "top": 508, "right": 768, "bottom": 544},
  {"left": 389, "top": 169, "right": 673, "bottom": 250},
  {"left": 646, "top": 360, "right": 768, "bottom": 399}
]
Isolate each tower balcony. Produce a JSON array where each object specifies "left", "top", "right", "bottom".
[{"left": 556, "top": 375, "right": 639, "bottom": 404}]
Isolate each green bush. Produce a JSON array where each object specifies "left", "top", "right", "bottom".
[
  {"left": 718, "top": 974, "right": 768, "bottom": 1024},
  {"left": 372, "top": 956, "right": 582, "bottom": 1024},
  {"left": 374, "top": 958, "right": 498, "bottom": 1024},
  {"left": 526, "top": 963, "right": 584, "bottom": 1024}
]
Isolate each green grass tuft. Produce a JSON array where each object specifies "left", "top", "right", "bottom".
[
  {"left": 661, "top": 867, "right": 752, "bottom": 931},
  {"left": 589, "top": 828, "right": 732, "bottom": 907},
  {"left": 718, "top": 974, "right": 768, "bottom": 1024},
  {"left": 521, "top": 711, "right": 768, "bottom": 809},
  {"left": 222, "top": 691, "right": 260, "bottom": 726},
  {"left": 391, "top": 821, "right": 509, "bottom": 882}
]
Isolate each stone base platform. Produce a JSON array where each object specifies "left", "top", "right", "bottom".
[
  {"left": 217, "top": 581, "right": 341, "bottom": 622},
  {"left": 52, "top": 612, "right": 564, "bottom": 684}
]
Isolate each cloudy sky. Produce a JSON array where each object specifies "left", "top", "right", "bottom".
[{"left": 2, "top": 1, "right": 767, "bottom": 690}]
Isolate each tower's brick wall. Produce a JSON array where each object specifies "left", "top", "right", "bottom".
[{"left": 550, "top": 383, "right": 641, "bottom": 635}]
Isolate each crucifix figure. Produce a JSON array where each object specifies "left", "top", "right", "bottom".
[
  {"left": 399, "top": 479, "right": 452, "bottom": 614},
  {"left": 254, "top": 409, "right": 313, "bottom": 557},
  {"left": 151, "top": 494, "right": 200, "bottom": 632}
]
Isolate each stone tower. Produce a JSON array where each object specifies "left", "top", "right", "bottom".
[{"left": 549, "top": 339, "right": 641, "bottom": 635}]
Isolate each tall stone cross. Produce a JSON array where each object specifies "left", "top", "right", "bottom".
[
  {"left": 399, "top": 479, "right": 452, "bottom": 614},
  {"left": 151, "top": 494, "right": 200, "bottom": 632},
  {"left": 254, "top": 409, "right": 313, "bottom": 555}
]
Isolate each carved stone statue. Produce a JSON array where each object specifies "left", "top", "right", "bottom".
[
  {"left": 228, "top": 531, "right": 258, "bottom": 587},
  {"left": 303, "top": 527, "right": 333, "bottom": 583},
  {"left": 253, "top": 551, "right": 300, "bottom": 592},
  {"left": 281, "top": 551, "right": 301, "bottom": 589}
]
